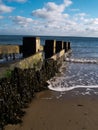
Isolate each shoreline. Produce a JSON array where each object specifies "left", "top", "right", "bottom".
[{"left": 4, "top": 90, "right": 98, "bottom": 130}]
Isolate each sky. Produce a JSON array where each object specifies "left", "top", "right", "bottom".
[{"left": 0, "top": 0, "right": 98, "bottom": 37}]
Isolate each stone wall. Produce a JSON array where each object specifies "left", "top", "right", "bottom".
[
  {"left": 0, "top": 58, "right": 60, "bottom": 129},
  {"left": 0, "top": 36, "right": 72, "bottom": 129},
  {"left": 0, "top": 45, "right": 20, "bottom": 54},
  {"left": 0, "top": 45, "right": 22, "bottom": 62},
  {"left": 50, "top": 49, "right": 65, "bottom": 61},
  {"left": 11, "top": 52, "right": 43, "bottom": 70},
  {"left": 0, "top": 52, "right": 43, "bottom": 78}
]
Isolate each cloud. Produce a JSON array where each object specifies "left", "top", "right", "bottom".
[
  {"left": 1, "top": 0, "right": 98, "bottom": 37},
  {"left": 31, "top": 0, "right": 84, "bottom": 36},
  {"left": 74, "top": 13, "right": 87, "bottom": 21},
  {"left": 91, "top": 18, "right": 98, "bottom": 25},
  {"left": 32, "top": 0, "right": 72, "bottom": 21},
  {"left": 64, "top": 0, "right": 72, "bottom": 7},
  {"left": 0, "top": 1, "right": 14, "bottom": 13},
  {"left": 11, "top": 16, "right": 35, "bottom": 27},
  {"left": 30, "top": 0, "right": 98, "bottom": 36},
  {"left": 76, "top": 13, "right": 86, "bottom": 17}
]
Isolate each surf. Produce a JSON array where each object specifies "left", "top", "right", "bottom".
[
  {"left": 65, "top": 58, "right": 98, "bottom": 64},
  {"left": 47, "top": 57, "right": 98, "bottom": 93},
  {"left": 47, "top": 81, "right": 98, "bottom": 92}
]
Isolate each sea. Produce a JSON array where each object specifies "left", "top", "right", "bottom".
[{"left": 1, "top": 35, "right": 98, "bottom": 97}]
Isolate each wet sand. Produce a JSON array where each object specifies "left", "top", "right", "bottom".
[{"left": 5, "top": 90, "right": 98, "bottom": 130}]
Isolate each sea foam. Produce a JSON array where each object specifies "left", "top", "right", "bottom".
[
  {"left": 48, "top": 82, "right": 98, "bottom": 92},
  {"left": 47, "top": 57, "right": 98, "bottom": 93},
  {"left": 65, "top": 58, "right": 98, "bottom": 64}
]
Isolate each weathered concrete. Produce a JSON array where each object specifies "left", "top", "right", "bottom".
[
  {"left": 0, "top": 45, "right": 20, "bottom": 54},
  {"left": 0, "top": 58, "right": 60, "bottom": 129},
  {"left": 56, "top": 41, "right": 63, "bottom": 53},
  {"left": 63, "top": 42, "right": 69, "bottom": 52},
  {"left": 11, "top": 52, "right": 43, "bottom": 70},
  {"left": 50, "top": 49, "right": 65, "bottom": 61},
  {"left": 44, "top": 40, "right": 56, "bottom": 59},
  {"left": 0, "top": 52, "right": 43, "bottom": 78},
  {"left": 23, "top": 37, "right": 41, "bottom": 58},
  {"left": 40, "top": 45, "right": 44, "bottom": 51},
  {"left": 68, "top": 42, "right": 71, "bottom": 50}
]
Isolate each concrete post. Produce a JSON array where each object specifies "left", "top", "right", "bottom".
[
  {"left": 63, "top": 42, "right": 69, "bottom": 52},
  {"left": 23, "top": 37, "right": 40, "bottom": 58},
  {"left": 44, "top": 40, "right": 56, "bottom": 59},
  {"left": 56, "top": 41, "right": 63, "bottom": 53},
  {"left": 68, "top": 42, "right": 71, "bottom": 50}
]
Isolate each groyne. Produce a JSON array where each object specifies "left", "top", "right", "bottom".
[
  {"left": 0, "top": 36, "right": 71, "bottom": 129},
  {"left": 0, "top": 45, "right": 22, "bottom": 61}
]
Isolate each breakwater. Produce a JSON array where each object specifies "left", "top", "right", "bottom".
[
  {"left": 0, "top": 36, "right": 71, "bottom": 129},
  {"left": 0, "top": 45, "right": 22, "bottom": 61}
]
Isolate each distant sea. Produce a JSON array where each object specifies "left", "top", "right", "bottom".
[
  {"left": 1, "top": 35, "right": 98, "bottom": 96},
  {"left": 1, "top": 35, "right": 98, "bottom": 59}
]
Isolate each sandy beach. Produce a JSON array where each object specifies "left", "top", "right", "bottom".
[{"left": 4, "top": 90, "right": 98, "bottom": 130}]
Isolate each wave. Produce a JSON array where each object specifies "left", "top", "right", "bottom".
[
  {"left": 65, "top": 58, "right": 98, "bottom": 64},
  {"left": 47, "top": 81, "right": 98, "bottom": 92},
  {"left": 47, "top": 57, "right": 98, "bottom": 92}
]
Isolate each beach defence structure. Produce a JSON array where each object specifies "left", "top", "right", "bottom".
[
  {"left": 68, "top": 42, "right": 71, "bottom": 50},
  {"left": 56, "top": 41, "right": 63, "bottom": 53},
  {"left": 23, "top": 37, "right": 41, "bottom": 58},
  {"left": 44, "top": 40, "right": 56, "bottom": 59},
  {"left": 44, "top": 40, "right": 71, "bottom": 59},
  {"left": 0, "top": 37, "right": 71, "bottom": 62},
  {"left": 0, "top": 36, "right": 72, "bottom": 129},
  {"left": 63, "top": 42, "right": 68, "bottom": 52},
  {"left": 0, "top": 45, "right": 20, "bottom": 54},
  {"left": 0, "top": 45, "right": 21, "bottom": 60},
  {"left": 0, "top": 37, "right": 71, "bottom": 77}
]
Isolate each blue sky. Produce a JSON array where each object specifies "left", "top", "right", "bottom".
[{"left": 0, "top": 0, "right": 98, "bottom": 36}]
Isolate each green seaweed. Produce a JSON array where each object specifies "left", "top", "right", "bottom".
[{"left": 4, "top": 69, "right": 12, "bottom": 78}]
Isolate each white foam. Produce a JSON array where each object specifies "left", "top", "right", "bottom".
[
  {"left": 56, "top": 94, "right": 62, "bottom": 99},
  {"left": 81, "top": 92, "right": 91, "bottom": 95},
  {"left": 48, "top": 83, "right": 98, "bottom": 92},
  {"left": 66, "top": 58, "right": 98, "bottom": 64},
  {"left": 94, "top": 92, "right": 98, "bottom": 95},
  {"left": 47, "top": 57, "right": 98, "bottom": 93}
]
